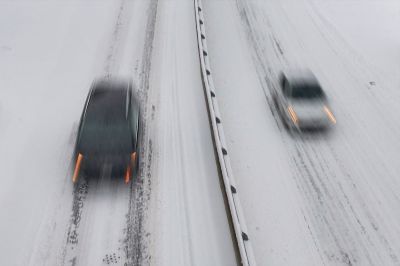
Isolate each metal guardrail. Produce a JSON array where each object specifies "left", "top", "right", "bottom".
[{"left": 193, "top": 1, "right": 257, "bottom": 265}]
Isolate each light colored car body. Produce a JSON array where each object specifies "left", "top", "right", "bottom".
[{"left": 273, "top": 69, "right": 336, "bottom": 130}]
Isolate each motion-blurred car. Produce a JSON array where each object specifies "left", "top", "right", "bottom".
[
  {"left": 273, "top": 69, "right": 336, "bottom": 130},
  {"left": 72, "top": 78, "right": 140, "bottom": 183}
]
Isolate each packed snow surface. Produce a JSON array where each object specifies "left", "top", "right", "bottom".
[
  {"left": 0, "top": 0, "right": 236, "bottom": 265},
  {"left": 3, "top": 0, "right": 399, "bottom": 265},
  {"left": 203, "top": 0, "right": 400, "bottom": 265}
]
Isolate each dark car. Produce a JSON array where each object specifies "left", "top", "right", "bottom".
[
  {"left": 272, "top": 69, "right": 336, "bottom": 130},
  {"left": 72, "top": 78, "right": 140, "bottom": 183}
]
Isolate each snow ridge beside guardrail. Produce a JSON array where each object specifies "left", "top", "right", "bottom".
[{"left": 194, "top": 1, "right": 256, "bottom": 265}]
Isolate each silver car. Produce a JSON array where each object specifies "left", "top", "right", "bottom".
[{"left": 273, "top": 69, "right": 336, "bottom": 130}]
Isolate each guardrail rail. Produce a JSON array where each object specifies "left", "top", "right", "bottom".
[{"left": 193, "top": 1, "right": 257, "bottom": 265}]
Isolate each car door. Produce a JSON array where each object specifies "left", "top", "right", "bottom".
[
  {"left": 128, "top": 86, "right": 139, "bottom": 151},
  {"left": 277, "top": 79, "right": 286, "bottom": 110}
]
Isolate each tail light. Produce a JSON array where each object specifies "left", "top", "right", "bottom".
[
  {"left": 323, "top": 106, "right": 336, "bottom": 124},
  {"left": 72, "top": 153, "right": 83, "bottom": 183},
  {"left": 124, "top": 152, "right": 137, "bottom": 184},
  {"left": 287, "top": 106, "right": 298, "bottom": 125}
]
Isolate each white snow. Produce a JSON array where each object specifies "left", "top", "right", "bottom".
[
  {"left": 0, "top": 0, "right": 237, "bottom": 265},
  {"left": 4, "top": 0, "right": 398, "bottom": 264},
  {"left": 203, "top": 0, "right": 400, "bottom": 265},
  {"left": 146, "top": 0, "right": 236, "bottom": 265},
  {"left": 0, "top": 1, "right": 119, "bottom": 264}
]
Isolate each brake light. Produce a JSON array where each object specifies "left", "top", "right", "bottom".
[
  {"left": 125, "top": 152, "right": 137, "bottom": 184},
  {"left": 125, "top": 166, "right": 131, "bottom": 184},
  {"left": 323, "top": 106, "right": 336, "bottom": 124},
  {"left": 287, "top": 106, "right": 298, "bottom": 124},
  {"left": 72, "top": 153, "right": 83, "bottom": 183}
]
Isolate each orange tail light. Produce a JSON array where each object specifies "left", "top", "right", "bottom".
[
  {"left": 323, "top": 106, "right": 337, "bottom": 124},
  {"left": 72, "top": 153, "right": 83, "bottom": 183},
  {"left": 124, "top": 152, "right": 137, "bottom": 184},
  {"left": 125, "top": 166, "right": 131, "bottom": 184},
  {"left": 287, "top": 106, "right": 298, "bottom": 125}
]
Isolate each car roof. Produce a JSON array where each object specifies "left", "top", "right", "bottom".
[
  {"left": 78, "top": 78, "right": 134, "bottom": 154},
  {"left": 86, "top": 78, "right": 130, "bottom": 122},
  {"left": 283, "top": 69, "right": 320, "bottom": 87}
]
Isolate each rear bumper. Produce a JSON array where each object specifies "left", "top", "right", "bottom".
[
  {"left": 282, "top": 113, "right": 331, "bottom": 130},
  {"left": 289, "top": 118, "right": 333, "bottom": 132},
  {"left": 298, "top": 119, "right": 331, "bottom": 129}
]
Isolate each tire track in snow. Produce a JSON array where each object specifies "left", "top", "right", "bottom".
[
  {"left": 60, "top": 179, "right": 89, "bottom": 266},
  {"left": 288, "top": 131, "right": 400, "bottom": 265},
  {"left": 289, "top": 138, "right": 366, "bottom": 265},
  {"left": 234, "top": 0, "right": 400, "bottom": 265},
  {"left": 60, "top": 1, "right": 130, "bottom": 263},
  {"left": 60, "top": 1, "right": 157, "bottom": 265},
  {"left": 124, "top": 0, "right": 158, "bottom": 265},
  {"left": 284, "top": 2, "right": 400, "bottom": 262},
  {"left": 103, "top": 0, "right": 130, "bottom": 76}
]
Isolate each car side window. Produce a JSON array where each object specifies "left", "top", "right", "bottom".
[
  {"left": 126, "top": 90, "right": 133, "bottom": 140},
  {"left": 283, "top": 81, "right": 291, "bottom": 97},
  {"left": 281, "top": 78, "right": 286, "bottom": 93}
]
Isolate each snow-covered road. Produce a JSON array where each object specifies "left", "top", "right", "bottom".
[
  {"left": 203, "top": 0, "right": 400, "bottom": 265},
  {"left": 0, "top": 0, "right": 237, "bottom": 265},
  {"left": 3, "top": 0, "right": 398, "bottom": 265},
  {"left": 146, "top": 1, "right": 237, "bottom": 265}
]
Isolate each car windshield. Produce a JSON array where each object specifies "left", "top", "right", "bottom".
[{"left": 291, "top": 84, "right": 324, "bottom": 99}]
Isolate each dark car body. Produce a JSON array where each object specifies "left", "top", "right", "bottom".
[{"left": 72, "top": 78, "right": 140, "bottom": 183}]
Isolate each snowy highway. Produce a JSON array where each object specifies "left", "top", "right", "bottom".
[
  {"left": 1, "top": 0, "right": 400, "bottom": 265},
  {"left": 0, "top": 0, "right": 236, "bottom": 265},
  {"left": 203, "top": 0, "right": 400, "bottom": 265}
]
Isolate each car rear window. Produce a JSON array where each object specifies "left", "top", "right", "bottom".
[
  {"left": 291, "top": 84, "right": 324, "bottom": 99},
  {"left": 79, "top": 123, "right": 132, "bottom": 154},
  {"left": 78, "top": 87, "right": 133, "bottom": 154}
]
